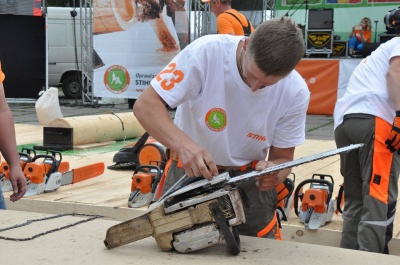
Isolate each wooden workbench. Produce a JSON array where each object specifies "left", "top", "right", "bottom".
[
  {"left": 1, "top": 210, "right": 399, "bottom": 265},
  {"left": 4, "top": 116, "right": 400, "bottom": 256}
]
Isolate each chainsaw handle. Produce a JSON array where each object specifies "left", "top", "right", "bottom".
[
  {"left": 45, "top": 150, "right": 63, "bottom": 171},
  {"left": 31, "top": 154, "right": 57, "bottom": 175},
  {"left": 131, "top": 132, "right": 150, "bottom": 154},
  {"left": 18, "top": 152, "right": 32, "bottom": 163},
  {"left": 293, "top": 178, "right": 334, "bottom": 217},
  {"left": 134, "top": 165, "right": 161, "bottom": 175},
  {"left": 21, "top": 148, "right": 36, "bottom": 158},
  {"left": 312, "top": 173, "right": 334, "bottom": 187}
]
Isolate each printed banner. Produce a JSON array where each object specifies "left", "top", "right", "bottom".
[
  {"left": 0, "top": 0, "right": 41, "bottom": 16},
  {"left": 93, "top": 0, "right": 189, "bottom": 99},
  {"left": 295, "top": 59, "right": 340, "bottom": 115}
]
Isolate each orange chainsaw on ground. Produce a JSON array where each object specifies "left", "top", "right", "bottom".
[
  {"left": 294, "top": 173, "right": 337, "bottom": 230},
  {"left": 108, "top": 132, "right": 166, "bottom": 170},
  {"left": 0, "top": 149, "right": 105, "bottom": 197},
  {"left": 107, "top": 132, "right": 167, "bottom": 208},
  {"left": 0, "top": 148, "right": 37, "bottom": 192},
  {"left": 128, "top": 165, "right": 163, "bottom": 208},
  {"left": 127, "top": 139, "right": 166, "bottom": 208}
]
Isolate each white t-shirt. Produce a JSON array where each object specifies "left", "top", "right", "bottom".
[
  {"left": 151, "top": 34, "right": 310, "bottom": 166},
  {"left": 334, "top": 37, "right": 400, "bottom": 129}
]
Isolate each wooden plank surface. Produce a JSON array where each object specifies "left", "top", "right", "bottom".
[
  {"left": 1, "top": 210, "right": 400, "bottom": 265},
  {"left": 4, "top": 109, "right": 400, "bottom": 255}
]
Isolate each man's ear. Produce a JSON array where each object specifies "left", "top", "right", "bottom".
[{"left": 243, "top": 38, "right": 249, "bottom": 51}]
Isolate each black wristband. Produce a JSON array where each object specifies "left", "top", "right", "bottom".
[{"left": 396, "top": 111, "right": 400, "bottom": 117}]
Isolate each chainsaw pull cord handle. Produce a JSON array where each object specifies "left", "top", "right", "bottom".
[{"left": 293, "top": 178, "right": 334, "bottom": 217}]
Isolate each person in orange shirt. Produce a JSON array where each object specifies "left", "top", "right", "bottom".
[
  {"left": 0, "top": 62, "right": 27, "bottom": 209},
  {"left": 202, "top": 0, "right": 254, "bottom": 36},
  {"left": 348, "top": 17, "right": 372, "bottom": 56}
]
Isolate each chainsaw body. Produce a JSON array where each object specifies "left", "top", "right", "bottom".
[
  {"left": 0, "top": 149, "right": 35, "bottom": 192},
  {"left": 105, "top": 172, "right": 246, "bottom": 255},
  {"left": 24, "top": 154, "right": 61, "bottom": 197},
  {"left": 294, "top": 174, "right": 336, "bottom": 230},
  {"left": 128, "top": 165, "right": 162, "bottom": 208}
]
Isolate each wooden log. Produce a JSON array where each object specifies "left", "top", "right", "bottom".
[
  {"left": 49, "top": 112, "right": 145, "bottom": 145},
  {"left": 93, "top": 0, "right": 136, "bottom": 34}
]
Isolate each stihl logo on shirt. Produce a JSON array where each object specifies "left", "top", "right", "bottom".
[
  {"left": 247, "top": 133, "right": 266, "bottom": 141},
  {"left": 155, "top": 62, "right": 184, "bottom": 91},
  {"left": 205, "top": 108, "right": 227, "bottom": 132}
]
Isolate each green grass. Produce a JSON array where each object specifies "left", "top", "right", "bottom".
[{"left": 17, "top": 140, "right": 136, "bottom": 157}]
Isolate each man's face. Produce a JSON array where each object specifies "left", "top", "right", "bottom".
[
  {"left": 241, "top": 53, "right": 283, "bottom": 91},
  {"left": 209, "top": 0, "right": 219, "bottom": 16}
]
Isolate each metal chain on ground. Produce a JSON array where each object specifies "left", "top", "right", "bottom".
[{"left": 0, "top": 213, "right": 102, "bottom": 241}]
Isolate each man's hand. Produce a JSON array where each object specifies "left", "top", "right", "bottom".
[
  {"left": 178, "top": 144, "right": 218, "bottom": 180},
  {"left": 9, "top": 167, "right": 27, "bottom": 202},
  {"left": 255, "top": 161, "right": 281, "bottom": 191},
  {"left": 385, "top": 112, "right": 400, "bottom": 153}
]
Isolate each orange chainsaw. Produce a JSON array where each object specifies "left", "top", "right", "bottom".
[
  {"left": 0, "top": 148, "right": 37, "bottom": 192},
  {"left": 128, "top": 165, "right": 163, "bottom": 208},
  {"left": 23, "top": 152, "right": 105, "bottom": 197},
  {"left": 294, "top": 173, "right": 337, "bottom": 230}
]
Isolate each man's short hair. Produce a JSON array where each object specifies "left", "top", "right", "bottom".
[{"left": 247, "top": 17, "right": 305, "bottom": 77}]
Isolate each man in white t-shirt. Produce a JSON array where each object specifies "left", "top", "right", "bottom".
[
  {"left": 333, "top": 8, "right": 400, "bottom": 254},
  {"left": 134, "top": 17, "right": 309, "bottom": 239}
]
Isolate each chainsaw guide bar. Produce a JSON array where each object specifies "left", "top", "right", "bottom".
[
  {"left": 103, "top": 143, "right": 363, "bottom": 253},
  {"left": 228, "top": 143, "right": 364, "bottom": 185}
]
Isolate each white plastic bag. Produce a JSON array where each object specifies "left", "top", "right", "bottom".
[{"left": 35, "top": 87, "right": 63, "bottom": 126}]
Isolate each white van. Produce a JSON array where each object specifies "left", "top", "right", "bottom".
[{"left": 47, "top": 7, "right": 82, "bottom": 98}]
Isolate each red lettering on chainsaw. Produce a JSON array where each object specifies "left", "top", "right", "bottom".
[
  {"left": 155, "top": 62, "right": 184, "bottom": 91},
  {"left": 246, "top": 133, "right": 267, "bottom": 141}
]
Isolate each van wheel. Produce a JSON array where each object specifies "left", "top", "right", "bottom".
[{"left": 62, "top": 75, "right": 82, "bottom": 99}]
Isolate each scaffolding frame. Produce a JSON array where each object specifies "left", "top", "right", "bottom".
[{"left": 79, "top": 0, "right": 94, "bottom": 105}]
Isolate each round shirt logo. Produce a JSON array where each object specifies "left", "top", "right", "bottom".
[
  {"left": 205, "top": 108, "right": 227, "bottom": 132},
  {"left": 104, "top": 65, "right": 130, "bottom": 94}
]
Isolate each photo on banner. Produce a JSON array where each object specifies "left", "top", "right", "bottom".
[{"left": 93, "top": 0, "right": 189, "bottom": 99}]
